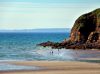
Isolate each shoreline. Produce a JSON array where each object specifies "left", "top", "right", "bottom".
[{"left": 0, "top": 61, "right": 100, "bottom": 74}]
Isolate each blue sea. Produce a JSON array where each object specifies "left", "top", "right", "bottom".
[
  {"left": 0, "top": 32, "right": 100, "bottom": 71},
  {"left": 0, "top": 32, "right": 100, "bottom": 61},
  {"left": 0, "top": 32, "right": 72, "bottom": 61}
]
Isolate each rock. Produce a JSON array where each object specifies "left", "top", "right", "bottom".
[
  {"left": 38, "top": 41, "right": 54, "bottom": 47},
  {"left": 70, "top": 8, "right": 100, "bottom": 43},
  {"left": 38, "top": 8, "right": 100, "bottom": 50},
  {"left": 86, "top": 31, "right": 100, "bottom": 43}
]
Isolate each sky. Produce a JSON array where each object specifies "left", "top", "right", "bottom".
[{"left": 0, "top": 0, "right": 100, "bottom": 30}]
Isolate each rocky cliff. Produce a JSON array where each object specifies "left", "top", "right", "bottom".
[
  {"left": 70, "top": 8, "right": 100, "bottom": 43},
  {"left": 38, "top": 8, "right": 100, "bottom": 49}
]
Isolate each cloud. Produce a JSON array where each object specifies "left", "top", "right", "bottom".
[{"left": 0, "top": 2, "right": 100, "bottom": 29}]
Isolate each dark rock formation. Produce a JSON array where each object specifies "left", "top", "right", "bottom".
[
  {"left": 38, "top": 8, "right": 100, "bottom": 49},
  {"left": 70, "top": 8, "right": 100, "bottom": 43}
]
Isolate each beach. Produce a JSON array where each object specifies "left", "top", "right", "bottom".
[
  {"left": 0, "top": 61, "right": 100, "bottom": 74},
  {"left": 0, "top": 33, "right": 100, "bottom": 74}
]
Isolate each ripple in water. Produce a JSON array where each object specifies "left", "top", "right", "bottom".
[{"left": 0, "top": 63, "right": 44, "bottom": 71}]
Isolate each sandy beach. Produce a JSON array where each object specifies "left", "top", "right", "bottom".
[{"left": 0, "top": 61, "right": 100, "bottom": 74}]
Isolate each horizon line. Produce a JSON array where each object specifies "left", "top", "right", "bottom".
[{"left": 0, "top": 28, "right": 71, "bottom": 30}]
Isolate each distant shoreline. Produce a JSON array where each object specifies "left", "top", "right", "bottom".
[{"left": 0, "top": 28, "right": 71, "bottom": 33}]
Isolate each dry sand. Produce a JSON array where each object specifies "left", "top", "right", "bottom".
[{"left": 0, "top": 61, "right": 100, "bottom": 74}]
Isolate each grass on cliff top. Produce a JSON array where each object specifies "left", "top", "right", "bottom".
[{"left": 92, "top": 8, "right": 100, "bottom": 14}]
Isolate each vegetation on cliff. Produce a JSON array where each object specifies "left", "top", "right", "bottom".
[{"left": 70, "top": 8, "right": 100, "bottom": 43}]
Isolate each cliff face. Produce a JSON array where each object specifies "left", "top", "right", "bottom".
[
  {"left": 70, "top": 8, "right": 100, "bottom": 43},
  {"left": 39, "top": 8, "right": 100, "bottom": 49}
]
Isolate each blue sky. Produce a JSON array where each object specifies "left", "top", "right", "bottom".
[{"left": 0, "top": 0, "right": 100, "bottom": 29}]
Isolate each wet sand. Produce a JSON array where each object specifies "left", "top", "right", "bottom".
[{"left": 0, "top": 61, "right": 100, "bottom": 74}]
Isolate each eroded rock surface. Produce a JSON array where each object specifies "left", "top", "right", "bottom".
[
  {"left": 70, "top": 8, "right": 100, "bottom": 43},
  {"left": 38, "top": 8, "right": 100, "bottom": 49}
]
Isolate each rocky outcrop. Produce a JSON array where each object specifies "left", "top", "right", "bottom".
[
  {"left": 38, "top": 8, "right": 100, "bottom": 49},
  {"left": 70, "top": 8, "right": 100, "bottom": 43}
]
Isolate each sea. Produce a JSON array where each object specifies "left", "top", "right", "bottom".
[
  {"left": 0, "top": 32, "right": 100, "bottom": 71},
  {"left": 0, "top": 32, "right": 70, "bottom": 61},
  {"left": 0, "top": 32, "right": 100, "bottom": 61}
]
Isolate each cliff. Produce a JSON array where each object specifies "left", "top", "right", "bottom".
[
  {"left": 70, "top": 8, "right": 100, "bottom": 43},
  {"left": 38, "top": 8, "right": 100, "bottom": 49}
]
